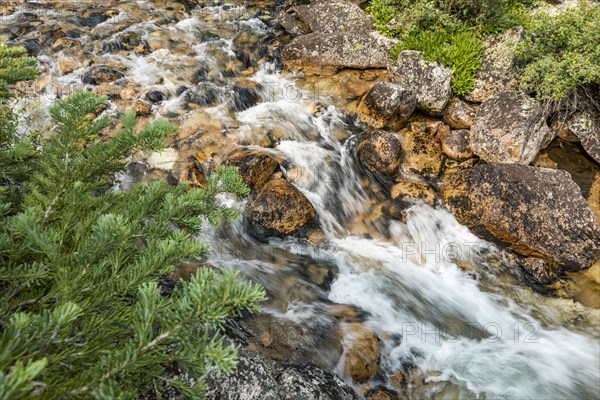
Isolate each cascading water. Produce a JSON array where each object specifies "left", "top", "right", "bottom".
[{"left": 3, "top": 1, "right": 598, "bottom": 398}]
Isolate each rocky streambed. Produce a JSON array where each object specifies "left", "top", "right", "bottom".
[{"left": 2, "top": 0, "right": 599, "bottom": 399}]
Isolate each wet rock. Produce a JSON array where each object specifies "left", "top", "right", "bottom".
[
  {"left": 82, "top": 65, "right": 125, "bottom": 85},
  {"left": 465, "top": 27, "right": 524, "bottom": 103},
  {"left": 551, "top": 118, "right": 580, "bottom": 143},
  {"left": 442, "top": 97, "right": 477, "bottom": 129},
  {"left": 247, "top": 178, "right": 318, "bottom": 237},
  {"left": 146, "top": 90, "right": 165, "bottom": 103},
  {"left": 357, "top": 81, "right": 416, "bottom": 129},
  {"left": 358, "top": 130, "right": 402, "bottom": 177},
  {"left": 282, "top": 31, "right": 397, "bottom": 70},
  {"left": 398, "top": 122, "right": 444, "bottom": 180},
  {"left": 470, "top": 91, "right": 553, "bottom": 164},
  {"left": 132, "top": 99, "right": 152, "bottom": 116},
  {"left": 589, "top": 173, "right": 600, "bottom": 225},
  {"left": 388, "top": 51, "right": 452, "bottom": 116},
  {"left": 57, "top": 57, "right": 80, "bottom": 75},
  {"left": 179, "top": 157, "right": 208, "bottom": 188},
  {"left": 222, "top": 148, "right": 279, "bottom": 190},
  {"left": 567, "top": 110, "right": 600, "bottom": 164},
  {"left": 438, "top": 127, "right": 474, "bottom": 160},
  {"left": 343, "top": 323, "right": 380, "bottom": 383},
  {"left": 230, "top": 83, "right": 260, "bottom": 112},
  {"left": 365, "top": 389, "right": 398, "bottom": 400},
  {"left": 206, "top": 349, "right": 359, "bottom": 400},
  {"left": 92, "top": 84, "right": 121, "bottom": 100},
  {"left": 390, "top": 181, "right": 437, "bottom": 206},
  {"left": 293, "top": 0, "right": 375, "bottom": 34},
  {"left": 522, "top": 257, "right": 559, "bottom": 285},
  {"left": 441, "top": 163, "right": 600, "bottom": 270},
  {"left": 277, "top": 9, "right": 310, "bottom": 36}
]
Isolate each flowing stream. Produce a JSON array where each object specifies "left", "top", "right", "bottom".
[{"left": 2, "top": 1, "right": 599, "bottom": 398}]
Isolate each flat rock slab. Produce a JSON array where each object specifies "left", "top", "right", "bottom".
[
  {"left": 293, "top": 0, "right": 375, "bottom": 34},
  {"left": 281, "top": 31, "right": 397, "bottom": 70},
  {"left": 442, "top": 163, "right": 600, "bottom": 271}
]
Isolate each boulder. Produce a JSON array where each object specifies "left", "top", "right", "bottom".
[
  {"left": 442, "top": 97, "right": 477, "bottom": 129},
  {"left": 358, "top": 130, "right": 402, "bottom": 177},
  {"left": 357, "top": 81, "right": 416, "bottom": 129},
  {"left": 388, "top": 51, "right": 452, "bottom": 115},
  {"left": 247, "top": 178, "right": 317, "bottom": 236},
  {"left": 343, "top": 323, "right": 380, "bottom": 383},
  {"left": 568, "top": 110, "right": 600, "bottom": 164},
  {"left": 293, "top": 0, "right": 375, "bottom": 34},
  {"left": 222, "top": 148, "right": 278, "bottom": 190},
  {"left": 470, "top": 91, "right": 554, "bottom": 164},
  {"left": 441, "top": 163, "right": 600, "bottom": 270},
  {"left": 398, "top": 122, "right": 444, "bottom": 180},
  {"left": 206, "top": 350, "right": 359, "bottom": 400},
  {"left": 438, "top": 127, "right": 474, "bottom": 160},
  {"left": 465, "top": 27, "right": 524, "bottom": 103},
  {"left": 281, "top": 31, "right": 397, "bottom": 70}
]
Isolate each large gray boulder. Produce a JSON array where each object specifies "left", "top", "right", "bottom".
[
  {"left": 293, "top": 0, "right": 375, "bottom": 34},
  {"left": 470, "top": 91, "right": 554, "bottom": 164},
  {"left": 388, "top": 51, "right": 453, "bottom": 115},
  {"left": 441, "top": 163, "right": 600, "bottom": 271},
  {"left": 465, "top": 27, "right": 524, "bottom": 103},
  {"left": 281, "top": 31, "right": 397, "bottom": 70},
  {"left": 206, "top": 350, "right": 358, "bottom": 400}
]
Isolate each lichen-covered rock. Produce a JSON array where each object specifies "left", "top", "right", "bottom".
[
  {"left": 398, "top": 122, "right": 444, "bottom": 180},
  {"left": 441, "top": 163, "right": 600, "bottom": 271},
  {"left": 438, "top": 127, "right": 474, "bottom": 160},
  {"left": 388, "top": 51, "right": 452, "bottom": 116},
  {"left": 222, "top": 148, "right": 279, "bottom": 190},
  {"left": 358, "top": 130, "right": 402, "bottom": 177},
  {"left": 82, "top": 65, "right": 124, "bottom": 85},
  {"left": 343, "top": 323, "right": 380, "bottom": 383},
  {"left": 390, "top": 181, "right": 437, "bottom": 205},
  {"left": 465, "top": 27, "right": 524, "bottom": 103},
  {"left": 589, "top": 173, "right": 600, "bottom": 225},
  {"left": 206, "top": 350, "right": 359, "bottom": 400},
  {"left": 247, "top": 178, "right": 317, "bottom": 236},
  {"left": 282, "top": 31, "right": 397, "bottom": 70},
  {"left": 357, "top": 81, "right": 416, "bottom": 129},
  {"left": 293, "top": 0, "right": 375, "bottom": 34},
  {"left": 522, "top": 257, "right": 559, "bottom": 285},
  {"left": 442, "top": 97, "right": 477, "bottom": 129},
  {"left": 470, "top": 91, "right": 554, "bottom": 164},
  {"left": 568, "top": 110, "right": 600, "bottom": 164}
]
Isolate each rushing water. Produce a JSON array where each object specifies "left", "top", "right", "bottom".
[{"left": 3, "top": 1, "right": 599, "bottom": 398}]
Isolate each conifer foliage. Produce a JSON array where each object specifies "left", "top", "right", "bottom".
[{"left": 0, "top": 44, "right": 266, "bottom": 399}]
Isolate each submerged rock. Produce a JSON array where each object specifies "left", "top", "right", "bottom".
[
  {"left": 390, "top": 181, "right": 437, "bottom": 206},
  {"left": 441, "top": 163, "right": 600, "bottom": 271},
  {"left": 388, "top": 51, "right": 452, "bottom": 116},
  {"left": 357, "top": 81, "right": 416, "bottom": 129},
  {"left": 358, "top": 130, "right": 402, "bottom": 177},
  {"left": 222, "top": 148, "right": 279, "bottom": 190},
  {"left": 82, "top": 65, "right": 125, "bottom": 85},
  {"left": 342, "top": 323, "right": 380, "bottom": 383},
  {"left": 470, "top": 91, "right": 553, "bottom": 164},
  {"left": 247, "top": 178, "right": 317, "bottom": 237},
  {"left": 281, "top": 31, "right": 397, "bottom": 70}
]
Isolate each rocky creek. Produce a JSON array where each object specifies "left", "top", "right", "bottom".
[{"left": 2, "top": 1, "right": 599, "bottom": 399}]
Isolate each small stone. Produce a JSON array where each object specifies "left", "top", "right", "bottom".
[
  {"left": 132, "top": 99, "right": 152, "bottom": 116},
  {"left": 57, "top": 57, "right": 80, "bottom": 75},
  {"left": 442, "top": 97, "right": 477, "bottom": 129},
  {"left": 438, "top": 127, "right": 474, "bottom": 160},
  {"left": 146, "top": 90, "right": 165, "bottom": 103},
  {"left": 358, "top": 130, "right": 402, "bottom": 177},
  {"left": 222, "top": 148, "right": 279, "bottom": 190}
]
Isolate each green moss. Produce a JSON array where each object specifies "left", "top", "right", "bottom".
[{"left": 391, "top": 28, "right": 483, "bottom": 96}]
